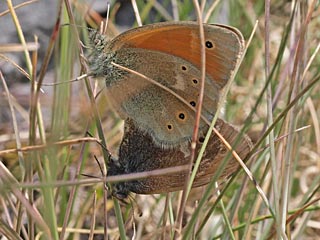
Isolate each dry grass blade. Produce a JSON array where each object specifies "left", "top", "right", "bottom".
[
  {"left": 176, "top": 1, "right": 207, "bottom": 232},
  {"left": 0, "top": 43, "right": 39, "bottom": 53},
  {"left": 131, "top": 0, "right": 142, "bottom": 26},
  {"left": 0, "top": 137, "right": 99, "bottom": 156}
]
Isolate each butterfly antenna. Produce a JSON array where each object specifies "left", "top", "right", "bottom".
[
  {"left": 87, "top": 131, "right": 112, "bottom": 163},
  {"left": 80, "top": 156, "right": 103, "bottom": 180},
  {"left": 93, "top": 155, "right": 106, "bottom": 177},
  {"left": 94, "top": 87, "right": 106, "bottom": 100},
  {"left": 80, "top": 173, "right": 100, "bottom": 179}
]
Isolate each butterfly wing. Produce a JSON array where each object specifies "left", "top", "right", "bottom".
[
  {"left": 104, "top": 48, "right": 221, "bottom": 145},
  {"left": 113, "top": 118, "right": 252, "bottom": 194},
  {"left": 190, "top": 119, "right": 252, "bottom": 188},
  {"left": 90, "top": 22, "right": 244, "bottom": 146},
  {"left": 108, "top": 21, "right": 245, "bottom": 88}
]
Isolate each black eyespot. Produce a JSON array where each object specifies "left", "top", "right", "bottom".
[
  {"left": 199, "top": 137, "right": 205, "bottom": 143},
  {"left": 179, "top": 113, "right": 185, "bottom": 120},
  {"left": 190, "top": 101, "right": 196, "bottom": 107},
  {"left": 181, "top": 65, "right": 187, "bottom": 71},
  {"left": 192, "top": 79, "right": 198, "bottom": 84},
  {"left": 167, "top": 125, "right": 172, "bottom": 130},
  {"left": 206, "top": 41, "right": 213, "bottom": 48}
]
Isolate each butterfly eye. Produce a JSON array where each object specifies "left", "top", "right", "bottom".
[
  {"left": 205, "top": 40, "right": 214, "bottom": 49},
  {"left": 198, "top": 137, "right": 205, "bottom": 143}
]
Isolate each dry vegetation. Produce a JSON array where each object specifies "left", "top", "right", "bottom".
[{"left": 0, "top": 0, "right": 319, "bottom": 239}]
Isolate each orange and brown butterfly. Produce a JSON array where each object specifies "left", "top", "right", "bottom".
[
  {"left": 88, "top": 22, "right": 245, "bottom": 147},
  {"left": 107, "top": 118, "right": 252, "bottom": 199}
]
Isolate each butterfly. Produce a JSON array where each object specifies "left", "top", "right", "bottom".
[
  {"left": 107, "top": 118, "right": 252, "bottom": 199},
  {"left": 89, "top": 22, "right": 245, "bottom": 147}
]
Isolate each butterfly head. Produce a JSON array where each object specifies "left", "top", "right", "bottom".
[
  {"left": 107, "top": 157, "right": 132, "bottom": 201},
  {"left": 88, "top": 30, "right": 117, "bottom": 79}
]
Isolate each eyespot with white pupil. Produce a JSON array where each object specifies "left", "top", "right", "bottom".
[
  {"left": 190, "top": 101, "right": 196, "bottom": 107},
  {"left": 167, "top": 124, "right": 173, "bottom": 130},
  {"left": 192, "top": 79, "right": 198, "bottom": 84},
  {"left": 181, "top": 65, "right": 187, "bottom": 71},
  {"left": 179, "top": 113, "right": 185, "bottom": 120},
  {"left": 205, "top": 40, "right": 214, "bottom": 49}
]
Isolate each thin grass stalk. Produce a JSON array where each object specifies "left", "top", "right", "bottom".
[
  {"left": 81, "top": 77, "right": 117, "bottom": 238},
  {"left": 267, "top": 197, "right": 320, "bottom": 239},
  {"left": 204, "top": 0, "right": 220, "bottom": 23},
  {"left": 0, "top": 219, "right": 23, "bottom": 240},
  {"left": 194, "top": 25, "right": 320, "bottom": 240},
  {"left": 215, "top": 202, "right": 320, "bottom": 240},
  {"left": 131, "top": 0, "right": 142, "bottom": 26},
  {"left": 139, "top": 1, "right": 155, "bottom": 23},
  {"left": 194, "top": 151, "right": 255, "bottom": 237},
  {"left": 280, "top": 1, "right": 317, "bottom": 235},
  {"left": 153, "top": 1, "right": 173, "bottom": 21},
  {"left": 0, "top": 54, "right": 30, "bottom": 79},
  {"left": 3, "top": 3, "right": 42, "bottom": 234},
  {"left": 161, "top": 193, "right": 170, "bottom": 240},
  {"left": 0, "top": 0, "right": 38, "bottom": 17},
  {"left": 218, "top": 187, "right": 235, "bottom": 239},
  {"left": 250, "top": 0, "right": 297, "bottom": 155},
  {"left": 0, "top": 73, "right": 52, "bottom": 238},
  {"left": 264, "top": 0, "right": 282, "bottom": 239},
  {"left": 59, "top": 1, "right": 127, "bottom": 239},
  {"left": 191, "top": 142, "right": 264, "bottom": 238},
  {"left": 57, "top": 3, "right": 105, "bottom": 240},
  {"left": 183, "top": 167, "right": 226, "bottom": 239},
  {"left": 0, "top": 72, "right": 27, "bottom": 238},
  {"left": 50, "top": 6, "right": 74, "bottom": 240},
  {"left": 41, "top": 155, "right": 59, "bottom": 240},
  {"left": 168, "top": 194, "right": 175, "bottom": 239},
  {"left": 36, "top": 1, "right": 62, "bottom": 92},
  {"left": 242, "top": 157, "right": 272, "bottom": 240},
  {"left": 1, "top": 198, "right": 14, "bottom": 232},
  {"left": 27, "top": 36, "right": 39, "bottom": 240},
  {"left": 197, "top": 81, "right": 312, "bottom": 236},
  {"left": 221, "top": 148, "right": 271, "bottom": 238},
  {"left": 59, "top": 139, "right": 90, "bottom": 240},
  {"left": 6, "top": 0, "right": 33, "bottom": 74},
  {"left": 5, "top": 0, "right": 34, "bottom": 180},
  {"left": 88, "top": 191, "right": 97, "bottom": 240},
  {"left": 193, "top": 21, "right": 261, "bottom": 238},
  {"left": 171, "top": 0, "right": 179, "bottom": 21},
  {"left": 176, "top": 0, "right": 207, "bottom": 232},
  {"left": 86, "top": 49, "right": 127, "bottom": 240}
]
